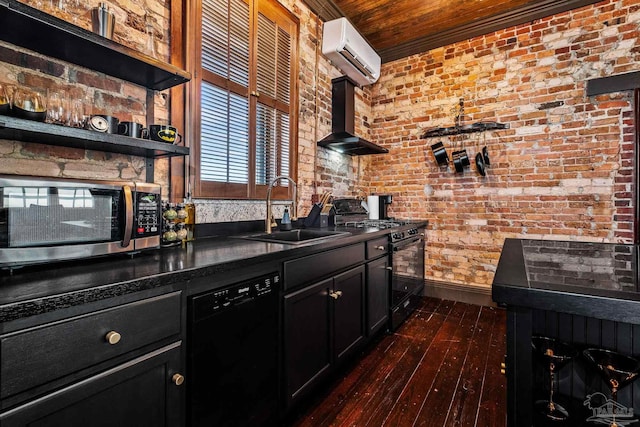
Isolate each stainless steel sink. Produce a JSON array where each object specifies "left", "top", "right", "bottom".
[{"left": 238, "top": 229, "right": 351, "bottom": 245}]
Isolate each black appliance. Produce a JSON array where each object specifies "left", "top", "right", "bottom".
[
  {"left": 0, "top": 175, "right": 161, "bottom": 269},
  {"left": 317, "top": 77, "right": 388, "bottom": 156},
  {"left": 187, "top": 272, "right": 280, "bottom": 427},
  {"left": 333, "top": 198, "right": 369, "bottom": 224},
  {"left": 389, "top": 225, "right": 425, "bottom": 330},
  {"left": 378, "top": 194, "right": 392, "bottom": 219}
]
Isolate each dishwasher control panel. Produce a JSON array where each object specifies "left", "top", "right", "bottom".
[{"left": 191, "top": 272, "right": 280, "bottom": 322}]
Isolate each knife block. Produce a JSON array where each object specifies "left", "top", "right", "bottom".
[{"left": 304, "top": 205, "right": 335, "bottom": 227}]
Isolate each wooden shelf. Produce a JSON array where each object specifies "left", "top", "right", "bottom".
[
  {"left": 0, "top": 115, "right": 189, "bottom": 158},
  {"left": 421, "top": 121, "right": 509, "bottom": 138},
  {"left": 0, "top": 0, "right": 191, "bottom": 91}
]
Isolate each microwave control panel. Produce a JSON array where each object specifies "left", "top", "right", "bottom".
[{"left": 135, "top": 192, "right": 161, "bottom": 236}]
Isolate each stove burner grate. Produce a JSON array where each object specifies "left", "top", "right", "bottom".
[{"left": 341, "top": 219, "right": 407, "bottom": 229}]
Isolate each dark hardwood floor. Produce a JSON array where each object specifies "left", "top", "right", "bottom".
[{"left": 287, "top": 297, "right": 507, "bottom": 427}]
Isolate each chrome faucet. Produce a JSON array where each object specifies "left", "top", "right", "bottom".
[{"left": 266, "top": 175, "right": 297, "bottom": 234}]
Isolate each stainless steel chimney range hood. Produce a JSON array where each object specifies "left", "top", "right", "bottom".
[{"left": 317, "top": 77, "right": 388, "bottom": 156}]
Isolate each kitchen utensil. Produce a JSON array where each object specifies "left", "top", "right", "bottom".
[
  {"left": 147, "top": 124, "right": 182, "bottom": 144},
  {"left": 475, "top": 152, "right": 486, "bottom": 176},
  {"left": 68, "top": 98, "right": 85, "bottom": 128},
  {"left": 11, "top": 88, "right": 46, "bottom": 121},
  {"left": 144, "top": 12, "right": 156, "bottom": 58},
  {"left": 532, "top": 337, "right": 576, "bottom": 422},
  {"left": 583, "top": 348, "right": 640, "bottom": 427},
  {"left": 85, "top": 114, "right": 119, "bottom": 133},
  {"left": 482, "top": 146, "right": 491, "bottom": 165},
  {"left": 431, "top": 141, "right": 449, "bottom": 166},
  {"left": 320, "top": 192, "right": 332, "bottom": 206},
  {"left": 452, "top": 150, "right": 470, "bottom": 173},
  {"left": 91, "top": 2, "right": 115, "bottom": 39},
  {"left": 46, "top": 89, "right": 68, "bottom": 125},
  {"left": 117, "top": 121, "right": 146, "bottom": 138},
  {"left": 0, "top": 84, "right": 11, "bottom": 115}
]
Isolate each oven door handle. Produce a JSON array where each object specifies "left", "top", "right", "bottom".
[{"left": 391, "top": 237, "right": 422, "bottom": 251}]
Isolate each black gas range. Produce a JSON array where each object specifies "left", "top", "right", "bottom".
[
  {"left": 387, "top": 224, "right": 425, "bottom": 330},
  {"left": 334, "top": 199, "right": 425, "bottom": 331}
]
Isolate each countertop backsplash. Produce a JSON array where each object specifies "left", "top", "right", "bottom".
[{"left": 194, "top": 199, "right": 293, "bottom": 223}]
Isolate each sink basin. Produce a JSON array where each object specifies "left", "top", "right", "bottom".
[{"left": 239, "top": 229, "right": 351, "bottom": 245}]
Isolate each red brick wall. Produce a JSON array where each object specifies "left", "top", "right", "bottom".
[
  {"left": 364, "top": 0, "right": 639, "bottom": 288},
  {"left": 0, "top": 0, "right": 171, "bottom": 190}
]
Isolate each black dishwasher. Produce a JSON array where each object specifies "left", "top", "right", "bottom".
[{"left": 187, "top": 272, "right": 280, "bottom": 427}]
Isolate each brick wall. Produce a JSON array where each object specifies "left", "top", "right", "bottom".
[
  {"left": 363, "top": 0, "right": 639, "bottom": 289},
  {"left": 287, "top": 0, "right": 369, "bottom": 213},
  {"left": 0, "top": 0, "right": 171, "bottom": 191}
]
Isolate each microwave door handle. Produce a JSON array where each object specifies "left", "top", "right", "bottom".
[{"left": 121, "top": 185, "right": 134, "bottom": 247}]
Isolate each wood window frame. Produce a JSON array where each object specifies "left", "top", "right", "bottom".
[{"left": 170, "top": 0, "right": 299, "bottom": 202}]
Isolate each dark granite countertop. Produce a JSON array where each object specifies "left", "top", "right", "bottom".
[
  {"left": 0, "top": 221, "right": 427, "bottom": 325},
  {"left": 492, "top": 238, "right": 640, "bottom": 324}
]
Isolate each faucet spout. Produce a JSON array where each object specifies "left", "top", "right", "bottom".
[{"left": 266, "top": 175, "right": 297, "bottom": 234}]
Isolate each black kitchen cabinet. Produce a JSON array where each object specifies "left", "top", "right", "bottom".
[
  {"left": 0, "top": 291, "right": 185, "bottom": 426},
  {"left": 493, "top": 239, "right": 640, "bottom": 427},
  {"left": 283, "top": 265, "right": 365, "bottom": 409},
  {"left": 0, "top": 343, "right": 183, "bottom": 427},
  {"left": 333, "top": 266, "right": 366, "bottom": 362},
  {"left": 283, "top": 277, "right": 333, "bottom": 408},
  {"left": 366, "top": 255, "right": 390, "bottom": 336}
]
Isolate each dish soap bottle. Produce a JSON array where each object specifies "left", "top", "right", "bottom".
[{"left": 280, "top": 206, "right": 292, "bottom": 231}]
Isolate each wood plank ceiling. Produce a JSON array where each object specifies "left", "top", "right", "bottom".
[{"left": 303, "top": 0, "right": 604, "bottom": 63}]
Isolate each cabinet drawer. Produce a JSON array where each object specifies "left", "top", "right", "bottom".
[
  {"left": 1, "top": 291, "right": 181, "bottom": 400},
  {"left": 366, "top": 236, "right": 389, "bottom": 259},
  {"left": 284, "top": 244, "right": 365, "bottom": 290}
]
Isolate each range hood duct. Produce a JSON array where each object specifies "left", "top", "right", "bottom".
[{"left": 317, "top": 77, "right": 388, "bottom": 156}]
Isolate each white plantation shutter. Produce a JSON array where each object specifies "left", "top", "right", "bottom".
[{"left": 195, "top": 0, "right": 297, "bottom": 198}]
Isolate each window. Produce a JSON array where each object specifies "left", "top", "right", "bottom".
[{"left": 188, "top": 0, "right": 299, "bottom": 199}]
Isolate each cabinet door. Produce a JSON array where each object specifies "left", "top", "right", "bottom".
[
  {"left": 283, "top": 278, "right": 332, "bottom": 408},
  {"left": 366, "top": 256, "right": 390, "bottom": 336},
  {"left": 0, "top": 343, "right": 184, "bottom": 427},
  {"left": 333, "top": 265, "right": 366, "bottom": 363}
]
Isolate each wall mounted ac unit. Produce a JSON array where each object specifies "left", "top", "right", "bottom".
[{"left": 322, "top": 17, "right": 381, "bottom": 87}]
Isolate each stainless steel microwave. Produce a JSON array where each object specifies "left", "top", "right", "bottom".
[{"left": 0, "top": 175, "right": 161, "bottom": 269}]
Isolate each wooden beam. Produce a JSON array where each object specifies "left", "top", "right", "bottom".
[
  {"left": 378, "top": 0, "right": 603, "bottom": 62},
  {"left": 301, "top": 0, "right": 344, "bottom": 22},
  {"left": 303, "top": 0, "right": 604, "bottom": 63}
]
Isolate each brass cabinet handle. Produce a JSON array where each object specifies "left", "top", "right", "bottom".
[
  {"left": 375, "top": 245, "right": 385, "bottom": 250},
  {"left": 105, "top": 331, "right": 121, "bottom": 345},
  {"left": 172, "top": 373, "right": 185, "bottom": 386},
  {"left": 329, "top": 290, "right": 343, "bottom": 299}
]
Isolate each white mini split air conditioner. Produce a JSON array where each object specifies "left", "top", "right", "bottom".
[{"left": 322, "top": 17, "right": 381, "bottom": 86}]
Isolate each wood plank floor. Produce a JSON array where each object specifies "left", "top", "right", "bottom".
[{"left": 286, "top": 297, "right": 507, "bottom": 427}]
